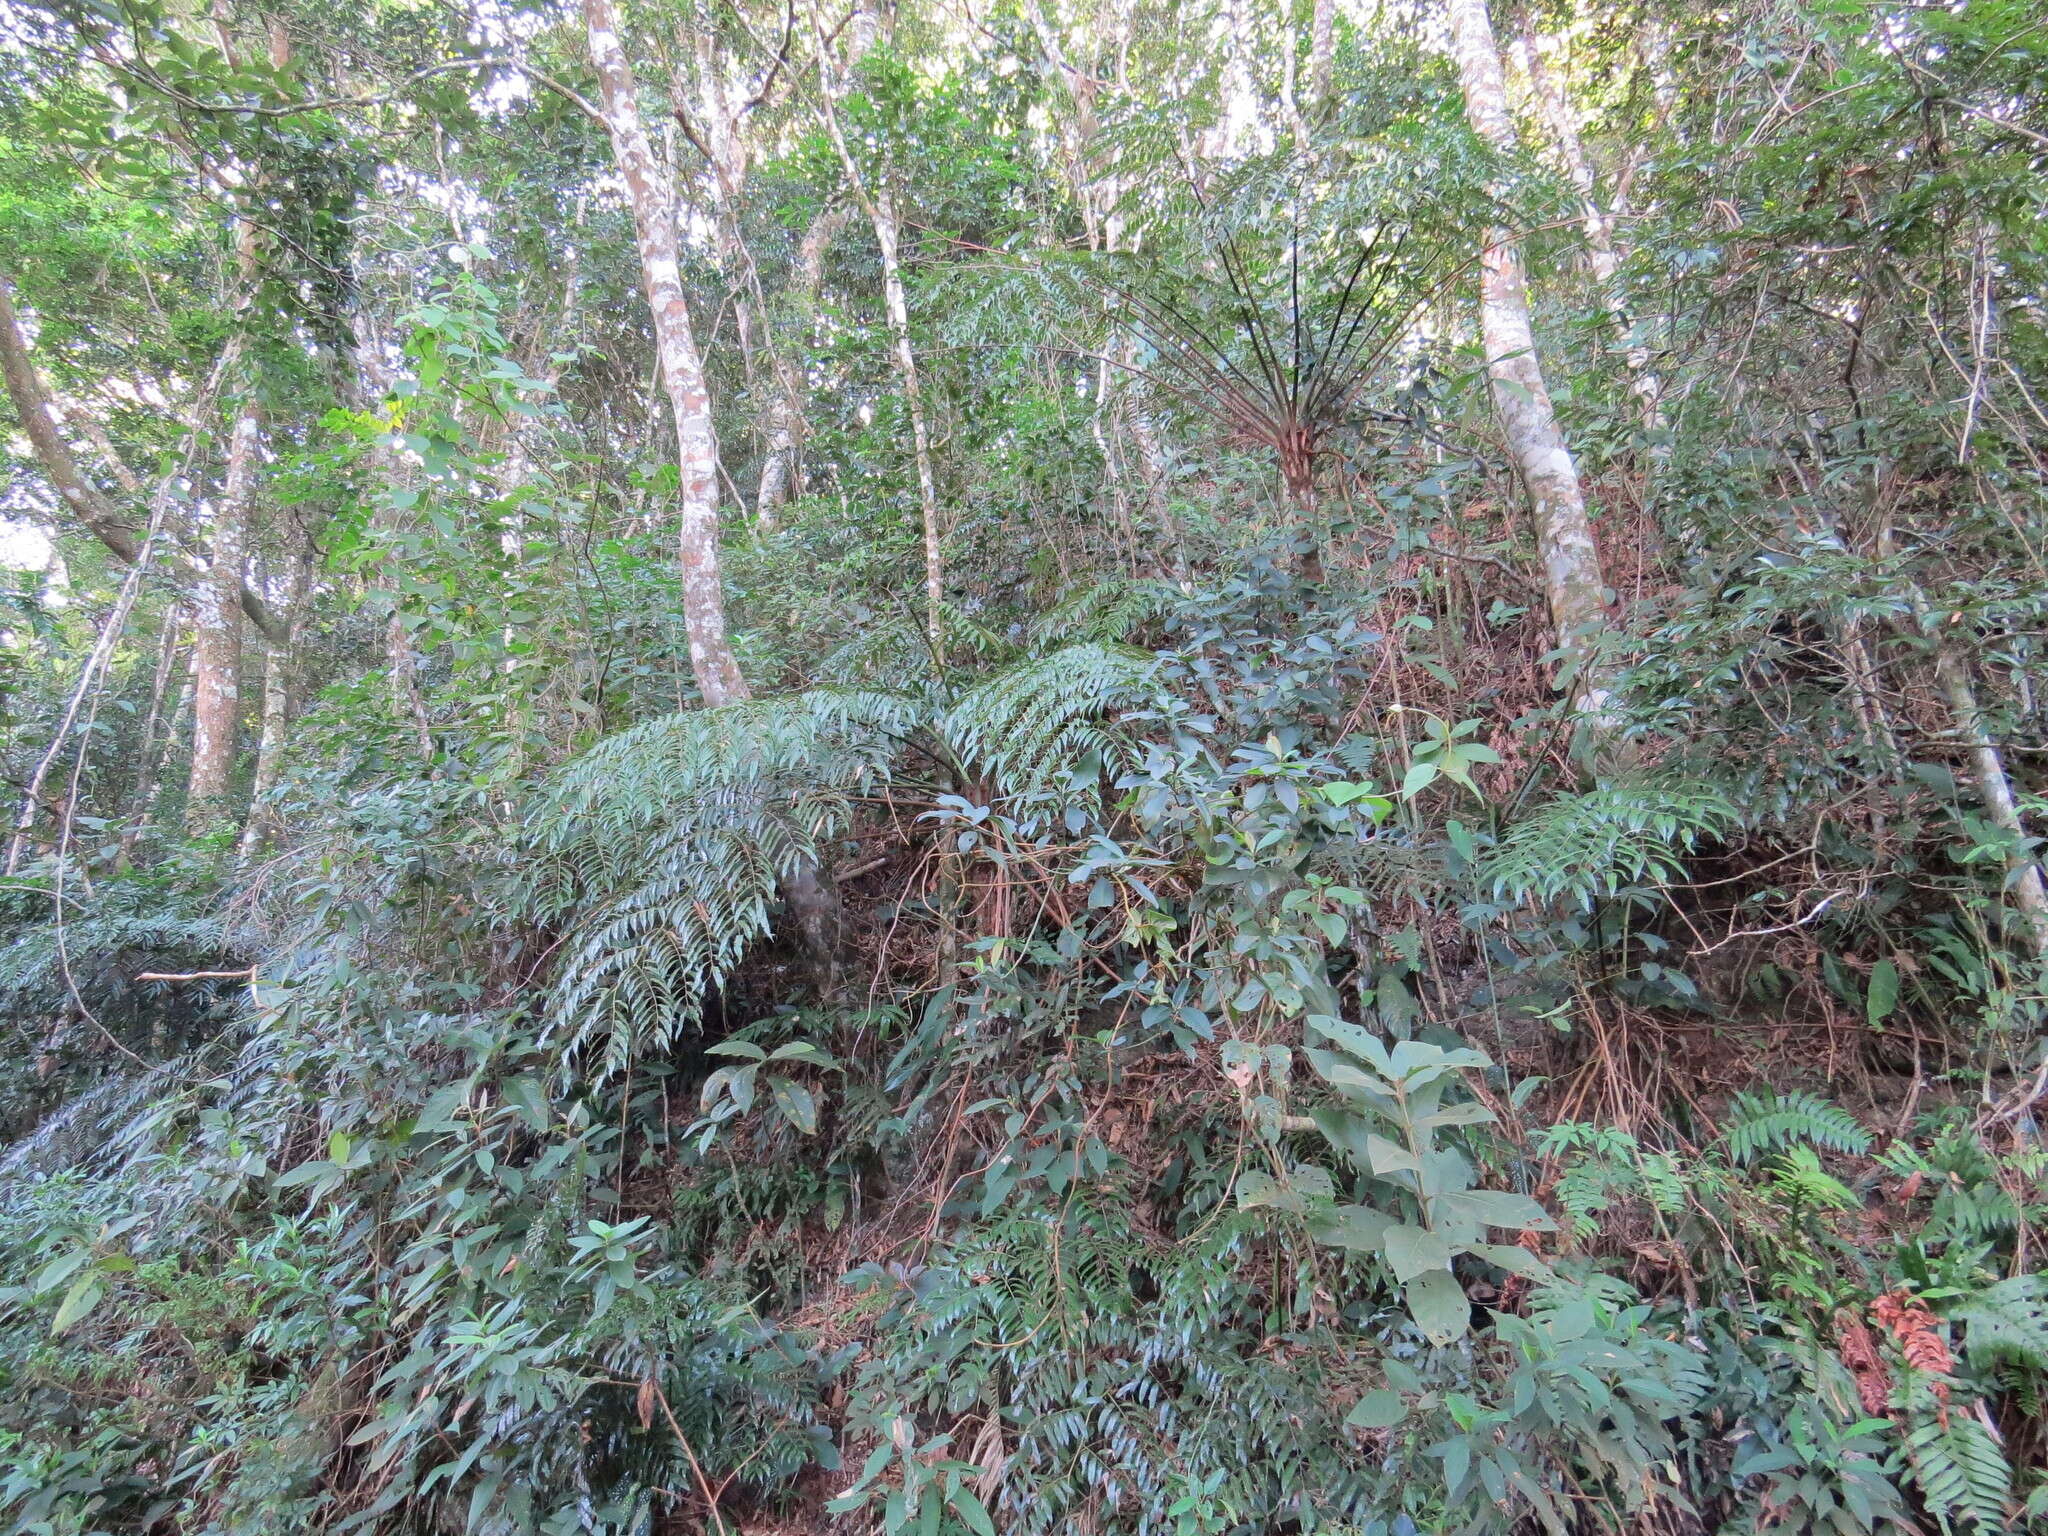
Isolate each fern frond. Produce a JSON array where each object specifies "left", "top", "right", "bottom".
[
  {"left": 523, "top": 690, "right": 922, "bottom": 1076},
  {"left": 1723, "top": 1092, "right": 1871, "bottom": 1165},
  {"left": 1482, "top": 777, "right": 1740, "bottom": 906},
  {"left": 941, "top": 642, "right": 1162, "bottom": 798},
  {"left": 1899, "top": 1410, "right": 2013, "bottom": 1533},
  {"left": 1025, "top": 579, "right": 1179, "bottom": 649},
  {"left": 1953, "top": 1276, "right": 2048, "bottom": 1375}
]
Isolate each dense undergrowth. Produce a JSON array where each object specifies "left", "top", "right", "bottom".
[
  {"left": 3, "top": 0, "right": 2048, "bottom": 1533},
  {"left": 5, "top": 559, "right": 2046, "bottom": 1535}
]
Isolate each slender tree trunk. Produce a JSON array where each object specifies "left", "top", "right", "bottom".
[
  {"left": 1514, "top": 16, "right": 1665, "bottom": 434},
  {"left": 815, "top": 8, "right": 946, "bottom": 665},
  {"left": 0, "top": 272, "right": 286, "bottom": 640},
  {"left": 756, "top": 203, "right": 848, "bottom": 528},
  {"left": 871, "top": 194, "right": 947, "bottom": 664},
  {"left": 1927, "top": 641, "right": 2048, "bottom": 959},
  {"left": 117, "top": 611, "right": 187, "bottom": 869},
  {"left": 236, "top": 545, "right": 313, "bottom": 861},
  {"left": 0, "top": 273, "right": 141, "bottom": 563},
  {"left": 583, "top": 0, "right": 748, "bottom": 707},
  {"left": 1447, "top": 0, "right": 1619, "bottom": 736},
  {"left": 187, "top": 390, "right": 259, "bottom": 828},
  {"left": 589, "top": 0, "right": 841, "bottom": 971},
  {"left": 1309, "top": 0, "right": 1335, "bottom": 110}
]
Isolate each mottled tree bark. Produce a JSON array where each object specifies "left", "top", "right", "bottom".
[
  {"left": 0, "top": 271, "right": 284, "bottom": 640},
  {"left": 583, "top": 0, "right": 748, "bottom": 706},
  {"left": 1309, "top": 0, "right": 1335, "bottom": 110},
  {"left": 587, "top": 0, "right": 841, "bottom": 968},
  {"left": 1447, "top": 0, "right": 1619, "bottom": 735}
]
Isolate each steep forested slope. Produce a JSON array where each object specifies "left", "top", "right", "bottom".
[{"left": 1, "top": 2, "right": 2046, "bottom": 1533}]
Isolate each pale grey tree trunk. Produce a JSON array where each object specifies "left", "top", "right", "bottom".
[
  {"left": 1447, "top": 0, "right": 1619, "bottom": 735},
  {"left": 584, "top": 0, "right": 748, "bottom": 706},
  {"left": 1514, "top": 18, "right": 1665, "bottom": 434},
  {"left": 117, "top": 611, "right": 187, "bottom": 869},
  {"left": 236, "top": 545, "right": 313, "bottom": 861},
  {"left": 1931, "top": 641, "right": 2048, "bottom": 959},
  {"left": 756, "top": 203, "right": 848, "bottom": 528},
  {"left": 815, "top": 15, "right": 947, "bottom": 664},
  {"left": 590, "top": 0, "right": 842, "bottom": 969},
  {"left": 187, "top": 391, "right": 259, "bottom": 828},
  {"left": 1309, "top": 0, "right": 1335, "bottom": 110}
]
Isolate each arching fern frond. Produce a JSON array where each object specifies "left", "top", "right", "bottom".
[
  {"left": 1723, "top": 1091, "right": 1871, "bottom": 1165},
  {"left": 1953, "top": 1275, "right": 2048, "bottom": 1375},
  {"left": 1026, "top": 579, "right": 1180, "bottom": 650},
  {"left": 1482, "top": 777, "right": 1740, "bottom": 907},
  {"left": 523, "top": 690, "right": 925, "bottom": 1076},
  {"left": 941, "top": 642, "right": 1162, "bottom": 798}
]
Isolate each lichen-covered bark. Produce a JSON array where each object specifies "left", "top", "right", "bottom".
[
  {"left": 1447, "top": 0, "right": 1618, "bottom": 732},
  {"left": 583, "top": 0, "right": 748, "bottom": 707}
]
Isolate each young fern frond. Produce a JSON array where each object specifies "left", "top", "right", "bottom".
[{"left": 1481, "top": 777, "right": 1740, "bottom": 906}]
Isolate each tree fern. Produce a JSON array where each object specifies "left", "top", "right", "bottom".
[
  {"left": 1482, "top": 777, "right": 1739, "bottom": 906},
  {"left": 1722, "top": 1091, "right": 1871, "bottom": 1165},
  {"left": 523, "top": 690, "right": 918, "bottom": 1075}
]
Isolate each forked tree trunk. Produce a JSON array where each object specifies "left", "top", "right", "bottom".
[
  {"left": 1447, "top": 0, "right": 1619, "bottom": 738},
  {"left": 583, "top": 0, "right": 748, "bottom": 707}
]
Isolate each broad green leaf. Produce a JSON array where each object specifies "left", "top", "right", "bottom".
[
  {"left": 1400, "top": 761, "right": 1439, "bottom": 797},
  {"left": 1314, "top": 1204, "right": 1393, "bottom": 1252},
  {"left": 1383, "top": 1223, "right": 1453, "bottom": 1283},
  {"left": 1347, "top": 1389, "right": 1408, "bottom": 1429},
  {"left": 52, "top": 1275, "right": 104, "bottom": 1334},
  {"left": 1467, "top": 1242, "right": 1556, "bottom": 1281},
  {"left": 1367, "top": 1133, "right": 1423, "bottom": 1177},
  {"left": 951, "top": 1488, "right": 997, "bottom": 1536},
  {"left": 771, "top": 1078, "right": 818, "bottom": 1135},
  {"left": 1866, "top": 959, "right": 1899, "bottom": 1025},
  {"left": 1439, "top": 1189, "right": 1557, "bottom": 1232},
  {"left": 1406, "top": 1269, "right": 1471, "bottom": 1343},
  {"left": 705, "top": 1040, "right": 767, "bottom": 1061}
]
